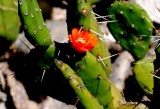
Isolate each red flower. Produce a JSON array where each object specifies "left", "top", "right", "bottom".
[{"left": 69, "top": 28, "right": 98, "bottom": 53}]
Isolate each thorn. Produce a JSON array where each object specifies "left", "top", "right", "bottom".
[
  {"left": 91, "top": 11, "right": 108, "bottom": 21},
  {"left": 41, "top": 68, "right": 46, "bottom": 83},
  {"left": 55, "top": 50, "right": 61, "bottom": 59},
  {"left": 98, "top": 20, "right": 118, "bottom": 24},
  {"left": 95, "top": 15, "right": 112, "bottom": 19},
  {"left": 98, "top": 37, "right": 106, "bottom": 42},
  {"left": 89, "top": 29, "right": 104, "bottom": 37},
  {"left": 132, "top": 60, "right": 153, "bottom": 64},
  {"left": 0, "top": 66, "right": 4, "bottom": 70},
  {"left": 100, "top": 53, "right": 119, "bottom": 61},
  {"left": 97, "top": 56, "right": 108, "bottom": 70},
  {"left": 74, "top": 97, "right": 80, "bottom": 106},
  {"left": 151, "top": 38, "right": 160, "bottom": 43},
  {"left": 144, "top": 17, "right": 157, "bottom": 31},
  {"left": 150, "top": 73, "right": 160, "bottom": 79},
  {"left": 78, "top": 26, "right": 83, "bottom": 35},
  {"left": 139, "top": 35, "right": 148, "bottom": 37},
  {"left": 156, "top": 42, "right": 160, "bottom": 48},
  {"left": 153, "top": 68, "right": 160, "bottom": 75},
  {"left": 19, "top": 38, "right": 31, "bottom": 50},
  {"left": 151, "top": 35, "right": 160, "bottom": 38}
]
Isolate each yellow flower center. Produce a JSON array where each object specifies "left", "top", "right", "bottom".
[{"left": 76, "top": 38, "right": 86, "bottom": 44}]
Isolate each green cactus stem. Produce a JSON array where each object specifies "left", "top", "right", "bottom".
[
  {"left": 74, "top": 51, "right": 112, "bottom": 108},
  {"left": 18, "top": 0, "right": 51, "bottom": 48},
  {"left": 0, "top": 0, "right": 20, "bottom": 55},
  {"left": 110, "top": 83, "right": 124, "bottom": 109},
  {"left": 25, "top": 43, "right": 56, "bottom": 71},
  {"left": 107, "top": 1, "right": 153, "bottom": 60},
  {"left": 132, "top": 59, "right": 154, "bottom": 96},
  {"left": 55, "top": 59, "right": 104, "bottom": 109},
  {"left": 67, "top": 0, "right": 111, "bottom": 76},
  {"left": 37, "top": 44, "right": 56, "bottom": 70}
]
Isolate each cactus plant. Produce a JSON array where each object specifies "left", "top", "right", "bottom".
[
  {"left": 0, "top": 0, "right": 20, "bottom": 55},
  {"left": 55, "top": 59, "right": 104, "bottom": 109},
  {"left": 13, "top": 0, "right": 158, "bottom": 109},
  {"left": 67, "top": 0, "right": 112, "bottom": 76},
  {"left": 74, "top": 51, "right": 112, "bottom": 108},
  {"left": 132, "top": 59, "right": 154, "bottom": 96},
  {"left": 18, "top": 0, "right": 51, "bottom": 49},
  {"left": 106, "top": 1, "right": 153, "bottom": 60}
]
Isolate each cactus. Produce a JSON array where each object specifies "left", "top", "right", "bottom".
[
  {"left": 0, "top": 0, "right": 20, "bottom": 55},
  {"left": 67, "top": 0, "right": 111, "bottom": 76},
  {"left": 74, "top": 51, "right": 112, "bottom": 108},
  {"left": 55, "top": 59, "right": 104, "bottom": 109},
  {"left": 65, "top": 0, "right": 114, "bottom": 108},
  {"left": 15, "top": 0, "right": 157, "bottom": 109},
  {"left": 37, "top": 44, "right": 56, "bottom": 70},
  {"left": 106, "top": 1, "right": 153, "bottom": 60},
  {"left": 110, "top": 83, "right": 123, "bottom": 109},
  {"left": 132, "top": 59, "right": 154, "bottom": 96},
  {"left": 18, "top": 0, "right": 51, "bottom": 49}
]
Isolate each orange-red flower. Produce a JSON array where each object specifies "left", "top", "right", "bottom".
[{"left": 69, "top": 28, "right": 98, "bottom": 53}]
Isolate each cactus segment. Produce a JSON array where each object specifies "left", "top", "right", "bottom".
[
  {"left": 74, "top": 51, "right": 112, "bottom": 108},
  {"left": 18, "top": 0, "right": 51, "bottom": 48},
  {"left": 132, "top": 59, "right": 154, "bottom": 95},
  {"left": 110, "top": 83, "right": 123, "bottom": 108},
  {"left": 107, "top": 1, "right": 153, "bottom": 60},
  {"left": 37, "top": 44, "right": 56, "bottom": 69},
  {"left": 24, "top": 43, "right": 56, "bottom": 72},
  {"left": 54, "top": 59, "right": 104, "bottom": 109},
  {"left": 67, "top": 0, "right": 111, "bottom": 76},
  {"left": 0, "top": 0, "right": 20, "bottom": 54}
]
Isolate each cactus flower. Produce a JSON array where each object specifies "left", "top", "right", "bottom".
[{"left": 69, "top": 28, "right": 98, "bottom": 53}]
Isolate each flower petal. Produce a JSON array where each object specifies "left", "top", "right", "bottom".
[{"left": 69, "top": 28, "right": 98, "bottom": 53}]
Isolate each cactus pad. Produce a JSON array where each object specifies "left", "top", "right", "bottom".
[
  {"left": 18, "top": 0, "right": 51, "bottom": 48},
  {"left": 107, "top": 1, "right": 153, "bottom": 60}
]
